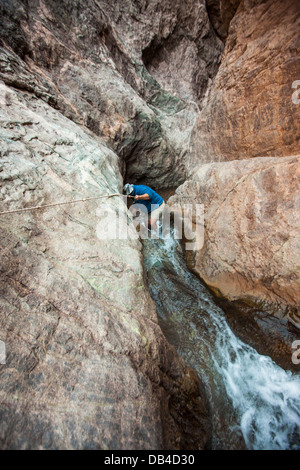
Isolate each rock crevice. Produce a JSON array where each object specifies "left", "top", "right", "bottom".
[{"left": 0, "top": 0, "right": 299, "bottom": 451}]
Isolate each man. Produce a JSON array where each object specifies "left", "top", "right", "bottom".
[{"left": 123, "top": 183, "right": 166, "bottom": 229}]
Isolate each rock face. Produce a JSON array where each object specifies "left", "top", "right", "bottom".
[
  {"left": 141, "top": 0, "right": 223, "bottom": 104},
  {"left": 169, "top": 0, "right": 300, "bottom": 330},
  {"left": 0, "top": 81, "right": 211, "bottom": 449},
  {"left": 170, "top": 155, "right": 300, "bottom": 328},
  {"left": 0, "top": 0, "right": 299, "bottom": 451},
  {"left": 0, "top": 0, "right": 227, "bottom": 448},
  {"left": 188, "top": 0, "right": 300, "bottom": 168},
  {"left": 0, "top": 0, "right": 224, "bottom": 188},
  {"left": 206, "top": 0, "right": 241, "bottom": 40}
]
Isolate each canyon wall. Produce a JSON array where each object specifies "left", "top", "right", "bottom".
[
  {"left": 0, "top": 0, "right": 299, "bottom": 450},
  {"left": 0, "top": 80, "right": 211, "bottom": 449},
  {"left": 0, "top": 0, "right": 224, "bottom": 188},
  {"left": 171, "top": 0, "right": 300, "bottom": 328},
  {"left": 170, "top": 155, "right": 300, "bottom": 326},
  {"left": 0, "top": 0, "right": 216, "bottom": 449},
  {"left": 188, "top": 0, "right": 300, "bottom": 168}
]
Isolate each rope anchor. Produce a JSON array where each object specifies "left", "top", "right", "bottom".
[{"left": 0, "top": 193, "right": 133, "bottom": 216}]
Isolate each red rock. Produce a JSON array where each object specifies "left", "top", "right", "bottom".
[
  {"left": 170, "top": 155, "right": 300, "bottom": 328},
  {"left": 189, "top": 0, "right": 300, "bottom": 168}
]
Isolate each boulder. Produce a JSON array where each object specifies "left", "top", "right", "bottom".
[{"left": 169, "top": 155, "right": 300, "bottom": 328}]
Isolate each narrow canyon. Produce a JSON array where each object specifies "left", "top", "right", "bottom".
[{"left": 0, "top": 0, "right": 299, "bottom": 450}]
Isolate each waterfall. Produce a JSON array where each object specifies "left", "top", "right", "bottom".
[{"left": 143, "top": 230, "right": 300, "bottom": 450}]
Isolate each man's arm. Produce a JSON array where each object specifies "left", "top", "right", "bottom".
[{"left": 134, "top": 193, "right": 150, "bottom": 201}]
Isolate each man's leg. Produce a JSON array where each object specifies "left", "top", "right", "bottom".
[
  {"left": 149, "top": 215, "right": 158, "bottom": 231},
  {"left": 149, "top": 202, "right": 166, "bottom": 234}
]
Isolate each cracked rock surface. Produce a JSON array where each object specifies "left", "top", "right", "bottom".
[
  {"left": 0, "top": 0, "right": 300, "bottom": 450},
  {"left": 170, "top": 155, "right": 300, "bottom": 327},
  {"left": 0, "top": 82, "right": 210, "bottom": 449}
]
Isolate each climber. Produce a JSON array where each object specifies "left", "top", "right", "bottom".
[{"left": 123, "top": 183, "right": 166, "bottom": 230}]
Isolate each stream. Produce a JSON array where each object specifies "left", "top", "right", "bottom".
[{"left": 142, "top": 229, "right": 300, "bottom": 450}]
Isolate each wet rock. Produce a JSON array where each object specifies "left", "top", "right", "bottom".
[{"left": 214, "top": 297, "right": 300, "bottom": 373}]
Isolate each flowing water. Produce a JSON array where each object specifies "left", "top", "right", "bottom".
[{"left": 143, "top": 230, "right": 300, "bottom": 450}]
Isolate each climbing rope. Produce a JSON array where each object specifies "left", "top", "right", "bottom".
[{"left": 0, "top": 193, "right": 134, "bottom": 216}]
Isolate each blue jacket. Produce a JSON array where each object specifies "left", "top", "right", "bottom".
[{"left": 132, "top": 185, "right": 164, "bottom": 213}]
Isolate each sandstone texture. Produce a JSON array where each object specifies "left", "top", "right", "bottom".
[
  {"left": 170, "top": 0, "right": 300, "bottom": 330},
  {"left": 0, "top": 0, "right": 229, "bottom": 448},
  {"left": 188, "top": 0, "right": 300, "bottom": 168},
  {"left": 0, "top": 0, "right": 224, "bottom": 188},
  {"left": 0, "top": 0, "right": 300, "bottom": 451},
  {"left": 0, "top": 82, "right": 211, "bottom": 449},
  {"left": 170, "top": 155, "right": 300, "bottom": 327}
]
